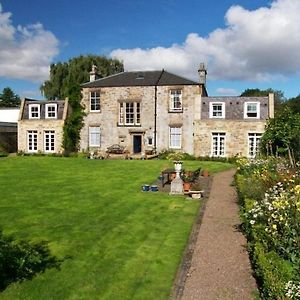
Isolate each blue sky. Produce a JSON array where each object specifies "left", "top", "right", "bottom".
[{"left": 0, "top": 0, "right": 300, "bottom": 99}]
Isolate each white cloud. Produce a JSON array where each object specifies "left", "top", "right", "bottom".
[
  {"left": 111, "top": 0, "right": 300, "bottom": 83},
  {"left": 0, "top": 3, "right": 59, "bottom": 82},
  {"left": 215, "top": 88, "right": 238, "bottom": 95}
]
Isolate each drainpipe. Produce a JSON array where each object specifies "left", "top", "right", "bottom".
[{"left": 154, "top": 69, "right": 164, "bottom": 153}]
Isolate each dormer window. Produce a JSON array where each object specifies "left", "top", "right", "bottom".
[
  {"left": 244, "top": 102, "right": 260, "bottom": 119},
  {"left": 29, "top": 104, "right": 40, "bottom": 119},
  {"left": 209, "top": 102, "right": 225, "bottom": 118},
  {"left": 46, "top": 103, "right": 57, "bottom": 119},
  {"left": 90, "top": 91, "right": 100, "bottom": 112},
  {"left": 169, "top": 89, "right": 182, "bottom": 112}
]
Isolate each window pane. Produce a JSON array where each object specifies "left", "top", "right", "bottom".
[
  {"left": 89, "top": 127, "right": 101, "bottom": 146},
  {"left": 90, "top": 92, "right": 100, "bottom": 111},
  {"left": 170, "top": 127, "right": 182, "bottom": 148},
  {"left": 170, "top": 90, "right": 182, "bottom": 111}
]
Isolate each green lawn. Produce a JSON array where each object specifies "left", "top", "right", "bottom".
[{"left": 0, "top": 157, "right": 232, "bottom": 300}]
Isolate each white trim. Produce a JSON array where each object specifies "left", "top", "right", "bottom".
[
  {"left": 211, "top": 132, "right": 226, "bottom": 157},
  {"left": 90, "top": 91, "right": 100, "bottom": 112},
  {"left": 247, "top": 132, "right": 262, "bottom": 158},
  {"left": 29, "top": 104, "right": 40, "bottom": 119},
  {"left": 45, "top": 103, "right": 57, "bottom": 119},
  {"left": 169, "top": 126, "right": 182, "bottom": 149},
  {"left": 118, "top": 102, "right": 141, "bottom": 126},
  {"left": 89, "top": 126, "right": 101, "bottom": 147},
  {"left": 209, "top": 102, "right": 225, "bottom": 118},
  {"left": 244, "top": 102, "right": 260, "bottom": 119},
  {"left": 44, "top": 130, "right": 55, "bottom": 153},
  {"left": 169, "top": 89, "right": 183, "bottom": 112},
  {"left": 27, "top": 130, "right": 38, "bottom": 152}
]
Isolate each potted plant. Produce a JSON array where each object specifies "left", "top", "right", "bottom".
[{"left": 181, "top": 172, "right": 193, "bottom": 192}]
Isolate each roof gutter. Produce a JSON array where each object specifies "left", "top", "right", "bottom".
[{"left": 153, "top": 69, "right": 164, "bottom": 153}]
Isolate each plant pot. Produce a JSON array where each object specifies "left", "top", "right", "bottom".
[
  {"left": 183, "top": 182, "right": 191, "bottom": 192},
  {"left": 150, "top": 185, "right": 158, "bottom": 192},
  {"left": 142, "top": 184, "right": 150, "bottom": 191},
  {"left": 202, "top": 169, "right": 209, "bottom": 177}
]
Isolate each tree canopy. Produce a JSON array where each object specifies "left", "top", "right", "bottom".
[
  {"left": 40, "top": 55, "right": 123, "bottom": 100},
  {"left": 261, "top": 107, "right": 300, "bottom": 165},
  {"left": 0, "top": 87, "right": 21, "bottom": 108},
  {"left": 40, "top": 55, "right": 123, "bottom": 153}
]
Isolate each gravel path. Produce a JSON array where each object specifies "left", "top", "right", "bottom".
[{"left": 178, "top": 169, "right": 258, "bottom": 300}]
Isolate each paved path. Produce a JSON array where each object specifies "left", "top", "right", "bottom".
[{"left": 180, "top": 169, "right": 257, "bottom": 300}]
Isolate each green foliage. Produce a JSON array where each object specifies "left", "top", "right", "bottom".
[
  {"left": 253, "top": 244, "right": 294, "bottom": 299},
  {"left": 0, "top": 151, "right": 8, "bottom": 157},
  {"left": 235, "top": 158, "right": 300, "bottom": 299},
  {"left": 40, "top": 55, "right": 123, "bottom": 100},
  {"left": 283, "top": 94, "right": 300, "bottom": 115},
  {"left": 0, "top": 230, "right": 59, "bottom": 291},
  {"left": 40, "top": 55, "right": 123, "bottom": 153},
  {"left": 0, "top": 87, "right": 21, "bottom": 107},
  {"left": 261, "top": 107, "right": 300, "bottom": 164}
]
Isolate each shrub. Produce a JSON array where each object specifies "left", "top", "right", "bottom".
[
  {"left": 0, "top": 230, "right": 60, "bottom": 291},
  {"left": 253, "top": 243, "right": 294, "bottom": 299},
  {"left": 236, "top": 157, "right": 300, "bottom": 299}
]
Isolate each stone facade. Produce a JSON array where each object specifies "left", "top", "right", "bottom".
[
  {"left": 80, "top": 69, "right": 274, "bottom": 158},
  {"left": 18, "top": 99, "right": 69, "bottom": 154},
  {"left": 194, "top": 95, "right": 274, "bottom": 157},
  {"left": 194, "top": 120, "right": 267, "bottom": 157},
  {"left": 80, "top": 84, "right": 202, "bottom": 154}
]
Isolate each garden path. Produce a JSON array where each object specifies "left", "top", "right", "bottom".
[{"left": 179, "top": 169, "right": 258, "bottom": 300}]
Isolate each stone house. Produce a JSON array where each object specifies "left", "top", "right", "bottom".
[
  {"left": 80, "top": 65, "right": 274, "bottom": 158},
  {"left": 18, "top": 99, "right": 69, "bottom": 154}
]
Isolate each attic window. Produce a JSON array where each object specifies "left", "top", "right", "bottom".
[{"left": 136, "top": 73, "right": 144, "bottom": 79}]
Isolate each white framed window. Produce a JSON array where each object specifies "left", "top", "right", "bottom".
[
  {"left": 27, "top": 130, "right": 38, "bottom": 152},
  {"left": 209, "top": 102, "right": 225, "bottom": 118},
  {"left": 211, "top": 132, "right": 226, "bottom": 157},
  {"left": 90, "top": 91, "right": 100, "bottom": 112},
  {"left": 29, "top": 104, "right": 40, "bottom": 119},
  {"left": 45, "top": 103, "right": 57, "bottom": 119},
  {"left": 119, "top": 102, "right": 141, "bottom": 126},
  {"left": 169, "top": 126, "right": 182, "bottom": 149},
  {"left": 169, "top": 89, "right": 182, "bottom": 112},
  {"left": 248, "top": 133, "right": 262, "bottom": 158},
  {"left": 244, "top": 102, "right": 260, "bottom": 119},
  {"left": 44, "top": 130, "right": 55, "bottom": 153},
  {"left": 89, "top": 127, "right": 101, "bottom": 147}
]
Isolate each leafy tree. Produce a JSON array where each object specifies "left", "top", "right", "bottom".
[
  {"left": 283, "top": 94, "right": 300, "bottom": 114},
  {"left": 240, "top": 88, "right": 285, "bottom": 112},
  {"left": 40, "top": 55, "right": 123, "bottom": 100},
  {"left": 0, "top": 87, "right": 21, "bottom": 107},
  {"left": 40, "top": 55, "right": 123, "bottom": 153},
  {"left": 261, "top": 107, "right": 300, "bottom": 165}
]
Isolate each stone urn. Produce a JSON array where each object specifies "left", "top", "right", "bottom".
[{"left": 170, "top": 161, "right": 183, "bottom": 195}]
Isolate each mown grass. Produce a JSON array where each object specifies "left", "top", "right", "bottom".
[{"left": 0, "top": 157, "right": 232, "bottom": 300}]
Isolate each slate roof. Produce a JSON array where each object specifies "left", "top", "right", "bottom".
[
  {"left": 21, "top": 99, "right": 66, "bottom": 120},
  {"left": 81, "top": 70, "right": 199, "bottom": 88}
]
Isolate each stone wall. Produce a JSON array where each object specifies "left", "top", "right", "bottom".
[
  {"left": 80, "top": 86, "right": 155, "bottom": 154},
  {"left": 194, "top": 119, "right": 267, "bottom": 157},
  {"left": 18, "top": 120, "right": 65, "bottom": 153},
  {"left": 80, "top": 85, "right": 201, "bottom": 154}
]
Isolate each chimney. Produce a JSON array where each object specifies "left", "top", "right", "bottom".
[
  {"left": 198, "top": 63, "right": 207, "bottom": 85},
  {"left": 89, "top": 64, "right": 98, "bottom": 82},
  {"left": 268, "top": 93, "right": 274, "bottom": 118}
]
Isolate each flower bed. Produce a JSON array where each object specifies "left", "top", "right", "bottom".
[{"left": 235, "top": 157, "right": 300, "bottom": 299}]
